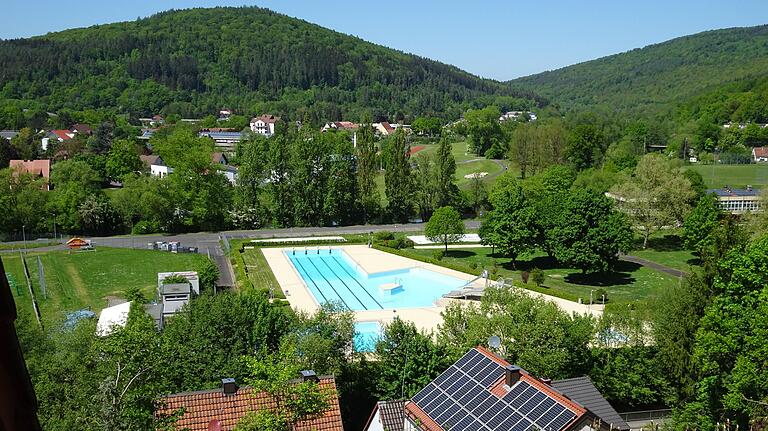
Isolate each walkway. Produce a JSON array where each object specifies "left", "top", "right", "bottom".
[{"left": 620, "top": 254, "right": 688, "bottom": 278}]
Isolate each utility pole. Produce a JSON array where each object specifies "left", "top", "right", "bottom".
[{"left": 22, "top": 225, "right": 27, "bottom": 253}]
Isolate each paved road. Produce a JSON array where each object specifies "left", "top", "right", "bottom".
[
  {"left": 620, "top": 254, "right": 688, "bottom": 278},
  {"left": 7, "top": 221, "right": 481, "bottom": 287}
]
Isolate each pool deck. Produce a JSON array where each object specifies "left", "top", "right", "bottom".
[{"left": 261, "top": 245, "right": 602, "bottom": 333}]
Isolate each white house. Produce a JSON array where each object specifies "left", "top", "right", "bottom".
[
  {"left": 140, "top": 154, "right": 173, "bottom": 177},
  {"left": 499, "top": 111, "right": 537, "bottom": 122},
  {"left": 250, "top": 114, "right": 279, "bottom": 136}
]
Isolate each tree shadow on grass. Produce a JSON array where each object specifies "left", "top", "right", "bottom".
[
  {"left": 446, "top": 250, "right": 477, "bottom": 259},
  {"left": 643, "top": 234, "right": 684, "bottom": 251},
  {"left": 564, "top": 260, "right": 641, "bottom": 287}
]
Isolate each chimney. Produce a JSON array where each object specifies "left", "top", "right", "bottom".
[
  {"left": 541, "top": 378, "right": 552, "bottom": 385},
  {"left": 221, "top": 378, "right": 238, "bottom": 395},
  {"left": 300, "top": 370, "right": 319, "bottom": 383},
  {"left": 505, "top": 365, "right": 521, "bottom": 387}
]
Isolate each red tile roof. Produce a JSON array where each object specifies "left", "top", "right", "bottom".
[
  {"left": 70, "top": 124, "right": 92, "bottom": 135},
  {"left": 51, "top": 130, "right": 73, "bottom": 141},
  {"left": 251, "top": 114, "right": 280, "bottom": 124},
  {"left": 155, "top": 377, "right": 344, "bottom": 431},
  {"left": 9, "top": 160, "right": 50, "bottom": 183},
  {"left": 753, "top": 146, "right": 768, "bottom": 159}
]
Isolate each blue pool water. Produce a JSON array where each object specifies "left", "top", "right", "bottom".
[
  {"left": 354, "top": 321, "right": 381, "bottom": 352},
  {"left": 285, "top": 249, "right": 466, "bottom": 311}
]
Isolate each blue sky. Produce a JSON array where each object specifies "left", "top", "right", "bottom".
[{"left": 2, "top": 0, "right": 767, "bottom": 80}]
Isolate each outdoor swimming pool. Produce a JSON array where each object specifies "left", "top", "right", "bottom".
[
  {"left": 354, "top": 321, "right": 381, "bottom": 352},
  {"left": 285, "top": 248, "right": 466, "bottom": 311}
]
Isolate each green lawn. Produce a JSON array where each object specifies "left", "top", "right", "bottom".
[
  {"left": 455, "top": 160, "right": 504, "bottom": 188},
  {"left": 5, "top": 247, "right": 208, "bottom": 324},
  {"left": 629, "top": 232, "right": 698, "bottom": 272},
  {"left": 688, "top": 164, "right": 768, "bottom": 189},
  {"left": 238, "top": 247, "right": 283, "bottom": 298},
  {"left": 401, "top": 247, "right": 678, "bottom": 313}
]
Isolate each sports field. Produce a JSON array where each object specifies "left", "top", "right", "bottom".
[{"left": 688, "top": 164, "right": 768, "bottom": 189}]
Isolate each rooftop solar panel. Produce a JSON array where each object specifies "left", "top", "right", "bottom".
[{"left": 411, "top": 348, "right": 581, "bottom": 431}]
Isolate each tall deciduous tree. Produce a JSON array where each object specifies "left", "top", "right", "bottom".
[
  {"left": 266, "top": 132, "right": 293, "bottom": 228},
  {"left": 434, "top": 139, "right": 458, "bottom": 208},
  {"left": 464, "top": 106, "right": 504, "bottom": 157},
  {"left": 11, "top": 127, "right": 39, "bottom": 160},
  {"left": 355, "top": 117, "right": 379, "bottom": 223},
  {"left": 479, "top": 180, "right": 537, "bottom": 267},
  {"left": 384, "top": 129, "right": 413, "bottom": 223},
  {"left": 546, "top": 190, "right": 633, "bottom": 273},
  {"left": 612, "top": 154, "right": 694, "bottom": 248},
  {"left": 323, "top": 134, "right": 358, "bottom": 226},
  {"left": 291, "top": 127, "right": 328, "bottom": 226},
  {"left": 439, "top": 286, "right": 594, "bottom": 379},
  {"left": 413, "top": 153, "right": 437, "bottom": 222},
  {"left": 374, "top": 318, "right": 451, "bottom": 400},
  {"left": 106, "top": 139, "right": 143, "bottom": 181},
  {"left": 682, "top": 194, "right": 722, "bottom": 254},
  {"left": 425, "top": 206, "right": 464, "bottom": 252},
  {"left": 565, "top": 124, "right": 606, "bottom": 171}
]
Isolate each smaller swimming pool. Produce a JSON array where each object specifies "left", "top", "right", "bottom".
[{"left": 354, "top": 321, "right": 381, "bottom": 352}]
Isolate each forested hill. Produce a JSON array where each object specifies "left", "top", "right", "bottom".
[
  {"left": 0, "top": 6, "right": 539, "bottom": 122},
  {"left": 508, "top": 25, "right": 768, "bottom": 115}
]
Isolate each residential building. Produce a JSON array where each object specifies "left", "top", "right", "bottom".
[
  {"left": 752, "top": 146, "right": 768, "bottom": 162},
  {"left": 9, "top": 160, "right": 51, "bottom": 190},
  {"left": 140, "top": 155, "right": 172, "bottom": 177},
  {"left": 155, "top": 373, "right": 345, "bottom": 431},
  {"left": 41, "top": 129, "right": 74, "bottom": 151},
  {"left": 373, "top": 122, "right": 395, "bottom": 136},
  {"left": 397, "top": 346, "right": 629, "bottom": 431},
  {"left": 499, "top": 111, "right": 538, "bottom": 122},
  {"left": 212, "top": 152, "right": 229, "bottom": 165},
  {"left": 0, "top": 130, "right": 19, "bottom": 141},
  {"left": 708, "top": 186, "right": 762, "bottom": 214},
  {"left": 364, "top": 400, "right": 406, "bottom": 431},
  {"left": 96, "top": 301, "right": 132, "bottom": 336},
  {"left": 137, "top": 129, "right": 156, "bottom": 140},
  {"left": 219, "top": 164, "right": 238, "bottom": 185},
  {"left": 69, "top": 124, "right": 93, "bottom": 135},
  {"left": 199, "top": 129, "right": 242, "bottom": 152},
  {"left": 322, "top": 122, "right": 359, "bottom": 146},
  {"left": 250, "top": 114, "right": 279, "bottom": 137},
  {"left": 218, "top": 108, "right": 232, "bottom": 121}
]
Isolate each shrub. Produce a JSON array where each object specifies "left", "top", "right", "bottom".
[
  {"left": 469, "top": 261, "right": 478, "bottom": 270},
  {"left": 531, "top": 268, "right": 546, "bottom": 287},
  {"left": 132, "top": 220, "right": 159, "bottom": 235},
  {"left": 163, "top": 274, "right": 188, "bottom": 284},
  {"left": 521, "top": 271, "right": 530, "bottom": 284},
  {"left": 432, "top": 249, "right": 445, "bottom": 261},
  {"left": 373, "top": 231, "right": 395, "bottom": 241},
  {"left": 594, "top": 288, "right": 608, "bottom": 304},
  {"left": 382, "top": 238, "right": 414, "bottom": 249}
]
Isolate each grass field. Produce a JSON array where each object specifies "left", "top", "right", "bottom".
[
  {"left": 630, "top": 231, "right": 698, "bottom": 271},
  {"left": 5, "top": 247, "right": 208, "bottom": 324},
  {"left": 688, "top": 164, "right": 768, "bottom": 189},
  {"left": 239, "top": 248, "right": 283, "bottom": 298},
  {"left": 399, "top": 247, "right": 679, "bottom": 315}
]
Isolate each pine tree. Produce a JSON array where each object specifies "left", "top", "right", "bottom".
[{"left": 384, "top": 129, "right": 413, "bottom": 223}]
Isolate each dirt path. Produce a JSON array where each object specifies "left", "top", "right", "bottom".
[{"left": 61, "top": 260, "right": 90, "bottom": 305}]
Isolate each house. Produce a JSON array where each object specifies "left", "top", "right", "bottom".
[
  {"left": 752, "top": 146, "right": 768, "bottom": 162},
  {"left": 199, "top": 129, "right": 242, "bottom": 152},
  {"left": 155, "top": 373, "right": 345, "bottom": 431},
  {"left": 41, "top": 129, "right": 74, "bottom": 151},
  {"left": 322, "top": 122, "right": 359, "bottom": 147},
  {"left": 69, "top": 124, "right": 92, "bottom": 135},
  {"left": 139, "top": 115, "right": 165, "bottom": 127},
  {"left": 250, "top": 114, "right": 280, "bottom": 137},
  {"left": 212, "top": 152, "right": 229, "bottom": 165},
  {"left": 9, "top": 160, "right": 51, "bottom": 190},
  {"left": 137, "top": 129, "right": 156, "bottom": 140},
  {"left": 395, "top": 347, "right": 629, "bottom": 431},
  {"left": 0, "top": 130, "right": 19, "bottom": 141},
  {"left": 140, "top": 155, "right": 172, "bottom": 177},
  {"left": 219, "top": 164, "right": 238, "bottom": 185},
  {"left": 364, "top": 400, "right": 406, "bottom": 431},
  {"left": 708, "top": 186, "right": 762, "bottom": 214},
  {"left": 499, "top": 111, "right": 537, "bottom": 122},
  {"left": 373, "top": 122, "right": 395, "bottom": 136},
  {"left": 218, "top": 108, "right": 232, "bottom": 121}
]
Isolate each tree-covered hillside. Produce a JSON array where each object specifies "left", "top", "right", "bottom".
[
  {"left": 509, "top": 25, "right": 768, "bottom": 115},
  {"left": 0, "top": 7, "right": 539, "bottom": 123}
]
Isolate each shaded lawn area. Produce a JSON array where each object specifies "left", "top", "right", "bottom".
[
  {"left": 629, "top": 231, "right": 699, "bottom": 272},
  {"left": 5, "top": 247, "right": 207, "bottom": 324},
  {"left": 405, "top": 247, "right": 679, "bottom": 311}
]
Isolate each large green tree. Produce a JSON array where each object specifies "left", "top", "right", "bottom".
[
  {"left": 425, "top": 206, "right": 464, "bottom": 252},
  {"left": 355, "top": 120, "right": 379, "bottom": 224},
  {"left": 464, "top": 106, "right": 505, "bottom": 157},
  {"left": 384, "top": 129, "right": 413, "bottom": 223},
  {"left": 434, "top": 139, "right": 459, "bottom": 208},
  {"left": 479, "top": 180, "right": 538, "bottom": 267},
  {"left": 105, "top": 139, "right": 143, "bottom": 181}
]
